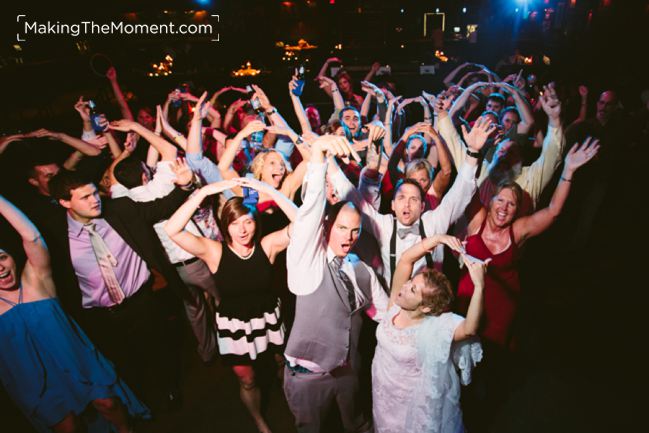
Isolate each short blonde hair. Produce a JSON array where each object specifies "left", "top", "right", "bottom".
[
  {"left": 249, "top": 149, "right": 291, "bottom": 181},
  {"left": 405, "top": 158, "right": 433, "bottom": 180}
]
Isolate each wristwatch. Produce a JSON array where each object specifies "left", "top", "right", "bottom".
[
  {"left": 265, "top": 106, "right": 278, "bottom": 116},
  {"left": 295, "top": 135, "right": 304, "bottom": 145},
  {"left": 466, "top": 148, "right": 481, "bottom": 158}
]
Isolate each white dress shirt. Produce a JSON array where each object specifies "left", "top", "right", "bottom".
[
  {"left": 286, "top": 161, "right": 389, "bottom": 371},
  {"left": 111, "top": 161, "right": 218, "bottom": 264},
  {"left": 331, "top": 162, "right": 478, "bottom": 285},
  {"left": 437, "top": 114, "right": 565, "bottom": 208}
]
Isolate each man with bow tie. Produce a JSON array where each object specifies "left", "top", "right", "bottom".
[
  {"left": 284, "top": 135, "right": 389, "bottom": 433},
  {"left": 329, "top": 118, "right": 495, "bottom": 287}
]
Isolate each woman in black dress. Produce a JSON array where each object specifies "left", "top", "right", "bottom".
[{"left": 165, "top": 177, "right": 296, "bottom": 433}]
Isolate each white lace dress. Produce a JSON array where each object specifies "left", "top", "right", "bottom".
[{"left": 372, "top": 306, "right": 483, "bottom": 433}]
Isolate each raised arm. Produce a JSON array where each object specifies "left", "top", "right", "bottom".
[
  {"left": 26, "top": 129, "right": 102, "bottom": 157},
  {"left": 237, "top": 176, "right": 297, "bottom": 260},
  {"left": 575, "top": 85, "right": 589, "bottom": 124},
  {"left": 317, "top": 76, "right": 345, "bottom": 111},
  {"left": 222, "top": 99, "right": 247, "bottom": 134},
  {"left": 390, "top": 235, "right": 463, "bottom": 308},
  {"left": 497, "top": 82, "right": 535, "bottom": 134},
  {"left": 106, "top": 67, "right": 134, "bottom": 121},
  {"left": 449, "top": 81, "right": 485, "bottom": 119},
  {"left": 187, "top": 91, "right": 211, "bottom": 156},
  {"left": 0, "top": 195, "right": 50, "bottom": 279},
  {"left": 157, "top": 104, "right": 187, "bottom": 151},
  {"left": 286, "top": 135, "right": 354, "bottom": 295},
  {"left": 435, "top": 95, "right": 466, "bottom": 169},
  {"left": 514, "top": 82, "right": 566, "bottom": 206},
  {"left": 514, "top": 137, "right": 599, "bottom": 243},
  {"left": 106, "top": 135, "right": 137, "bottom": 188},
  {"left": 0, "top": 134, "right": 23, "bottom": 155},
  {"left": 364, "top": 61, "right": 382, "bottom": 82},
  {"left": 288, "top": 74, "right": 313, "bottom": 135},
  {"left": 443, "top": 62, "right": 471, "bottom": 88},
  {"left": 109, "top": 119, "right": 177, "bottom": 161},
  {"left": 427, "top": 126, "right": 453, "bottom": 198},
  {"left": 164, "top": 180, "right": 236, "bottom": 269},
  {"left": 315, "top": 57, "right": 341, "bottom": 97},
  {"left": 264, "top": 124, "right": 310, "bottom": 197},
  {"left": 217, "top": 120, "right": 266, "bottom": 176},
  {"left": 421, "top": 116, "right": 493, "bottom": 233},
  {"left": 74, "top": 96, "right": 95, "bottom": 138},
  {"left": 453, "top": 259, "right": 488, "bottom": 341}
]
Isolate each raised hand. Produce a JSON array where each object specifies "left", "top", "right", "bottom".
[
  {"left": 106, "top": 66, "right": 117, "bottom": 82},
  {"left": 178, "top": 92, "right": 200, "bottom": 103},
  {"left": 365, "top": 121, "right": 387, "bottom": 143},
  {"left": 288, "top": 75, "right": 299, "bottom": 94},
  {"left": 396, "top": 97, "right": 415, "bottom": 114},
  {"left": 228, "top": 99, "right": 248, "bottom": 113},
  {"left": 463, "top": 256, "right": 490, "bottom": 289},
  {"left": 311, "top": 134, "right": 360, "bottom": 164},
  {"left": 540, "top": 82, "right": 561, "bottom": 121},
  {"left": 461, "top": 116, "right": 497, "bottom": 152},
  {"left": 250, "top": 84, "right": 272, "bottom": 111},
  {"left": 167, "top": 89, "right": 181, "bottom": 103},
  {"left": 564, "top": 136, "right": 600, "bottom": 172},
  {"left": 171, "top": 157, "right": 194, "bottom": 186},
  {"left": 317, "top": 76, "right": 338, "bottom": 93},
  {"left": 108, "top": 119, "right": 137, "bottom": 132},
  {"left": 200, "top": 179, "right": 238, "bottom": 196},
  {"left": 238, "top": 120, "right": 266, "bottom": 138},
  {"left": 74, "top": 96, "right": 91, "bottom": 121},
  {"left": 578, "top": 85, "right": 589, "bottom": 98},
  {"left": 433, "top": 93, "right": 455, "bottom": 114},
  {"left": 193, "top": 91, "right": 211, "bottom": 121},
  {"left": 364, "top": 135, "right": 383, "bottom": 170},
  {"left": 421, "top": 90, "right": 435, "bottom": 105},
  {"left": 233, "top": 176, "right": 272, "bottom": 193},
  {"left": 360, "top": 80, "right": 385, "bottom": 102},
  {"left": 426, "top": 234, "right": 464, "bottom": 253},
  {"left": 25, "top": 128, "right": 59, "bottom": 140}
]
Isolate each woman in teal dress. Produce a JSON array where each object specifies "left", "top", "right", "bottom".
[{"left": 0, "top": 194, "right": 149, "bottom": 433}]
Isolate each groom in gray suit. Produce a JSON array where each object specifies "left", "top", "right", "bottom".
[{"left": 284, "top": 136, "right": 388, "bottom": 433}]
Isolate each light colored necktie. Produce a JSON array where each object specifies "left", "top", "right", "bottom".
[{"left": 83, "top": 223, "right": 125, "bottom": 305}]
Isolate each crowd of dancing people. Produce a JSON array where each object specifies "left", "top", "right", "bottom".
[{"left": 1, "top": 53, "right": 646, "bottom": 433}]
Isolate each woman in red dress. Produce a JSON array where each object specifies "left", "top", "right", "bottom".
[{"left": 456, "top": 136, "right": 600, "bottom": 431}]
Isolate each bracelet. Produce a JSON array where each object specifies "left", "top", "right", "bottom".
[
  {"left": 295, "top": 135, "right": 304, "bottom": 145},
  {"left": 560, "top": 175, "right": 572, "bottom": 182},
  {"left": 466, "top": 148, "right": 481, "bottom": 158},
  {"left": 173, "top": 133, "right": 184, "bottom": 143},
  {"left": 265, "top": 107, "right": 278, "bottom": 116},
  {"left": 331, "top": 88, "right": 339, "bottom": 93}
]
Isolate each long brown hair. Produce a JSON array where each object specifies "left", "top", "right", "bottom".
[{"left": 218, "top": 197, "right": 261, "bottom": 245}]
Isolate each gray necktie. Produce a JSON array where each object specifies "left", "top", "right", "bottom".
[
  {"left": 397, "top": 222, "right": 419, "bottom": 239},
  {"left": 331, "top": 257, "right": 357, "bottom": 311},
  {"left": 83, "top": 223, "right": 125, "bottom": 305}
]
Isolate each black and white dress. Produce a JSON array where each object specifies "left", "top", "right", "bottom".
[{"left": 211, "top": 242, "right": 284, "bottom": 365}]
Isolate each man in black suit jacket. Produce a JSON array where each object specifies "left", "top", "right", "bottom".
[{"left": 46, "top": 168, "right": 193, "bottom": 412}]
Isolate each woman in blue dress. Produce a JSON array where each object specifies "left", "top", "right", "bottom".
[{"left": 0, "top": 194, "right": 149, "bottom": 433}]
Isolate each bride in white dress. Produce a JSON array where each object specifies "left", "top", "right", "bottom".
[{"left": 372, "top": 234, "right": 488, "bottom": 433}]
